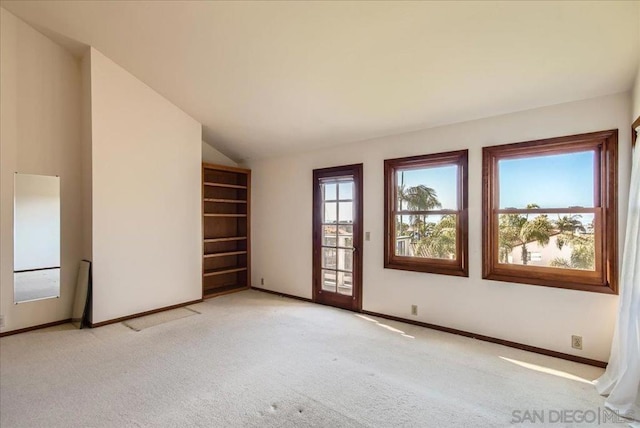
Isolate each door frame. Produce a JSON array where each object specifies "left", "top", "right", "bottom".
[{"left": 312, "top": 163, "right": 363, "bottom": 312}]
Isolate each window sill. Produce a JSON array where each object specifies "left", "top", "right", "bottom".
[
  {"left": 385, "top": 260, "right": 468, "bottom": 277},
  {"left": 482, "top": 271, "right": 617, "bottom": 294}
]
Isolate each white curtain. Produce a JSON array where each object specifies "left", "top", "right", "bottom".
[{"left": 595, "top": 129, "right": 640, "bottom": 426}]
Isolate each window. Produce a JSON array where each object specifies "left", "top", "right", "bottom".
[
  {"left": 482, "top": 130, "right": 618, "bottom": 294},
  {"left": 384, "top": 150, "right": 468, "bottom": 276}
]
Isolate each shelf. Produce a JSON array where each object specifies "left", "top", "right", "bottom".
[
  {"left": 204, "top": 236, "right": 247, "bottom": 243},
  {"left": 203, "top": 267, "right": 248, "bottom": 277},
  {"left": 204, "top": 198, "right": 247, "bottom": 204},
  {"left": 204, "top": 251, "right": 247, "bottom": 258},
  {"left": 204, "top": 182, "right": 247, "bottom": 189},
  {"left": 202, "top": 163, "right": 250, "bottom": 300},
  {"left": 204, "top": 214, "right": 247, "bottom": 218}
]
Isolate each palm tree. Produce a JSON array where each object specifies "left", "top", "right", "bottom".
[
  {"left": 397, "top": 172, "right": 442, "bottom": 240},
  {"left": 395, "top": 218, "right": 410, "bottom": 236},
  {"left": 414, "top": 214, "right": 457, "bottom": 259},
  {"left": 550, "top": 234, "right": 595, "bottom": 270},
  {"left": 549, "top": 214, "right": 595, "bottom": 270},
  {"left": 398, "top": 183, "right": 442, "bottom": 235},
  {"left": 498, "top": 204, "right": 552, "bottom": 265},
  {"left": 519, "top": 214, "right": 553, "bottom": 264},
  {"left": 554, "top": 214, "right": 586, "bottom": 250},
  {"left": 399, "top": 184, "right": 442, "bottom": 212},
  {"left": 498, "top": 213, "right": 526, "bottom": 263},
  {"left": 397, "top": 173, "right": 443, "bottom": 257},
  {"left": 569, "top": 236, "right": 595, "bottom": 269}
]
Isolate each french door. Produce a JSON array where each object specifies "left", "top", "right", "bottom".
[{"left": 312, "top": 164, "right": 363, "bottom": 311}]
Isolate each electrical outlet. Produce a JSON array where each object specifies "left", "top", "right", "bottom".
[
  {"left": 571, "top": 335, "right": 583, "bottom": 350},
  {"left": 0, "top": 315, "right": 4, "bottom": 328},
  {"left": 261, "top": 278, "right": 264, "bottom": 286},
  {"left": 411, "top": 305, "right": 418, "bottom": 316},
  {"left": 365, "top": 232, "right": 371, "bottom": 241}
]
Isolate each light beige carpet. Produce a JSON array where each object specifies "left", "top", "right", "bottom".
[
  {"left": 122, "top": 307, "right": 199, "bottom": 331},
  {"left": 0, "top": 290, "right": 626, "bottom": 427}
]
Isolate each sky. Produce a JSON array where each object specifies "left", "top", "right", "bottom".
[
  {"left": 323, "top": 181, "right": 354, "bottom": 223},
  {"left": 398, "top": 150, "right": 594, "bottom": 210},
  {"left": 498, "top": 150, "right": 594, "bottom": 209},
  {"left": 323, "top": 149, "right": 595, "bottom": 224},
  {"left": 398, "top": 165, "right": 458, "bottom": 209}
]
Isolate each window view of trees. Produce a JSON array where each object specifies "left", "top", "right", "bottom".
[
  {"left": 482, "top": 130, "right": 617, "bottom": 293},
  {"left": 395, "top": 181, "right": 457, "bottom": 259},
  {"left": 385, "top": 150, "right": 468, "bottom": 276},
  {"left": 497, "top": 206, "right": 595, "bottom": 271}
]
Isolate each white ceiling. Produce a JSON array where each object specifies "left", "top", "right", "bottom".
[{"left": 2, "top": 1, "right": 639, "bottom": 161}]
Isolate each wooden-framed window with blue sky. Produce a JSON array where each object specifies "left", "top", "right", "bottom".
[
  {"left": 482, "top": 130, "right": 618, "bottom": 294},
  {"left": 384, "top": 150, "right": 468, "bottom": 277}
]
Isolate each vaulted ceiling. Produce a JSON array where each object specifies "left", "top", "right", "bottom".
[{"left": 2, "top": 1, "right": 638, "bottom": 161}]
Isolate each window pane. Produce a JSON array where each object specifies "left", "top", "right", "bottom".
[
  {"left": 497, "top": 212, "right": 595, "bottom": 271},
  {"left": 338, "top": 182, "right": 353, "bottom": 200},
  {"left": 323, "top": 183, "right": 337, "bottom": 201},
  {"left": 498, "top": 151, "right": 595, "bottom": 209},
  {"left": 338, "top": 202, "right": 353, "bottom": 224},
  {"left": 324, "top": 202, "right": 336, "bottom": 223},
  {"left": 321, "top": 269, "right": 337, "bottom": 292},
  {"left": 323, "top": 225, "right": 337, "bottom": 247},
  {"left": 396, "top": 165, "right": 457, "bottom": 210},
  {"left": 337, "top": 271, "right": 353, "bottom": 296},
  {"left": 395, "top": 215, "right": 412, "bottom": 256},
  {"left": 338, "top": 225, "right": 353, "bottom": 249},
  {"left": 322, "top": 248, "right": 337, "bottom": 269},
  {"left": 395, "top": 214, "right": 457, "bottom": 260},
  {"left": 338, "top": 224, "right": 353, "bottom": 236},
  {"left": 337, "top": 248, "right": 353, "bottom": 272}
]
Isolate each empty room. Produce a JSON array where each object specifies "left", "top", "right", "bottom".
[{"left": 1, "top": 1, "right": 639, "bottom": 427}]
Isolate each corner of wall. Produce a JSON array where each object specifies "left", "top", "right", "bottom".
[
  {"left": 632, "top": 66, "right": 640, "bottom": 121},
  {"left": 202, "top": 140, "right": 238, "bottom": 167},
  {"left": 0, "top": 7, "right": 19, "bottom": 334},
  {"left": 81, "top": 49, "right": 93, "bottom": 263},
  {"left": 633, "top": 5, "right": 640, "bottom": 121}
]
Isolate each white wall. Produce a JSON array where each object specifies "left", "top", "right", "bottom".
[
  {"left": 246, "top": 92, "right": 632, "bottom": 362},
  {"left": 0, "top": 8, "right": 83, "bottom": 332},
  {"left": 88, "top": 48, "right": 202, "bottom": 324},
  {"left": 14, "top": 175, "right": 61, "bottom": 271},
  {"left": 202, "top": 141, "right": 238, "bottom": 167},
  {"left": 81, "top": 51, "right": 93, "bottom": 262},
  {"left": 633, "top": 66, "right": 640, "bottom": 121},
  {"left": 634, "top": 7, "right": 640, "bottom": 121}
]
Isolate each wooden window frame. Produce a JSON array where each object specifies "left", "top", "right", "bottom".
[
  {"left": 482, "top": 130, "right": 618, "bottom": 294},
  {"left": 384, "top": 150, "right": 469, "bottom": 277}
]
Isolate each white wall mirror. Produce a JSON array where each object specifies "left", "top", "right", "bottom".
[{"left": 14, "top": 173, "right": 61, "bottom": 303}]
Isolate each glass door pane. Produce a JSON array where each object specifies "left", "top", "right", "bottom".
[{"left": 320, "top": 178, "right": 354, "bottom": 297}]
